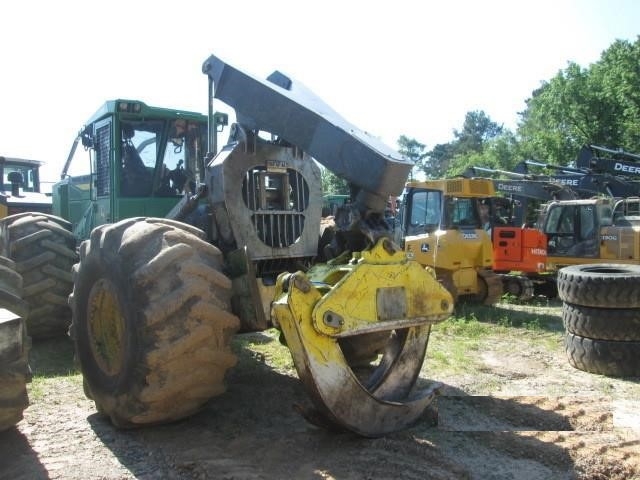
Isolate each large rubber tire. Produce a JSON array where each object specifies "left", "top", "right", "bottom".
[
  {"left": 1, "top": 213, "right": 77, "bottom": 338},
  {"left": 565, "top": 332, "right": 640, "bottom": 377},
  {"left": 0, "top": 256, "right": 28, "bottom": 319},
  {"left": 69, "top": 217, "right": 240, "bottom": 427},
  {"left": 0, "top": 256, "right": 31, "bottom": 431},
  {"left": 563, "top": 303, "right": 640, "bottom": 341},
  {"left": 557, "top": 264, "right": 640, "bottom": 308}
]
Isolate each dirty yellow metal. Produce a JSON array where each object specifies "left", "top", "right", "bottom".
[
  {"left": 87, "top": 278, "right": 126, "bottom": 377},
  {"left": 272, "top": 238, "right": 453, "bottom": 437}
]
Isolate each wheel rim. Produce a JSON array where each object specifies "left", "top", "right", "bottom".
[{"left": 87, "top": 278, "right": 126, "bottom": 376}]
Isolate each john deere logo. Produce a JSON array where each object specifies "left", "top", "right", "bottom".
[{"left": 421, "top": 243, "right": 429, "bottom": 252}]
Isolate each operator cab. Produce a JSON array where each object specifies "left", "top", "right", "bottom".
[
  {"left": 542, "top": 199, "right": 606, "bottom": 257},
  {"left": 55, "top": 100, "right": 221, "bottom": 239},
  {"left": 397, "top": 186, "right": 485, "bottom": 238}
]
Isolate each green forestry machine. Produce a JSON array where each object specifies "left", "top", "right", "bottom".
[
  {"left": 0, "top": 103, "right": 226, "bottom": 339},
  {"left": 1, "top": 55, "right": 453, "bottom": 437}
]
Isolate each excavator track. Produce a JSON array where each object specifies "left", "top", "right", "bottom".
[
  {"left": 272, "top": 239, "right": 453, "bottom": 437},
  {"left": 478, "top": 269, "right": 504, "bottom": 305},
  {"left": 500, "top": 274, "right": 535, "bottom": 301}
]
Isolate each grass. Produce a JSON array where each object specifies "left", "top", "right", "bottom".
[
  {"left": 27, "top": 335, "right": 81, "bottom": 401},
  {"left": 425, "top": 297, "right": 565, "bottom": 378},
  {"left": 28, "top": 336, "right": 78, "bottom": 378},
  {"left": 232, "top": 329, "right": 297, "bottom": 375},
  {"left": 24, "top": 297, "right": 565, "bottom": 391}
]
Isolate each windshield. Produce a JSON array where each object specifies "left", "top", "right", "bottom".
[
  {"left": 2, "top": 162, "right": 39, "bottom": 192},
  {"left": 406, "top": 189, "right": 442, "bottom": 235}
]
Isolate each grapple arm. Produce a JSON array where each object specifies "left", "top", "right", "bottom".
[{"left": 272, "top": 239, "right": 453, "bottom": 436}]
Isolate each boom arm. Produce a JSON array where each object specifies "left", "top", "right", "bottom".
[
  {"left": 521, "top": 157, "right": 640, "bottom": 197},
  {"left": 202, "top": 55, "right": 412, "bottom": 214},
  {"left": 462, "top": 165, "right": 577, "bottom": 200}
]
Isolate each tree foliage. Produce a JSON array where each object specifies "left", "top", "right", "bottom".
[
  {"left": 320, "top": 166, "right": 349, "bottom": 195},
  {"left": 396, "top": 135, "right": 427, "bottom": 180},
  {"left": 453, "top": 110, "right": 504, "bottom": 154},
  {"left": 411, "top": 110, "right": 505, "bottom": 178},
  {"left": 398, "top": 36, "right": 640, "bottom": 177},
  {"left": 518, "top": 37, "right": 640, "bottom": 164},
  {"left": 446, "top": 131, "right": 521, "bottom": 177}
]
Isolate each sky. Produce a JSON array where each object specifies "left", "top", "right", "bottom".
[{"left": 1, "top": 0, "right": 639, "bottom": 183}]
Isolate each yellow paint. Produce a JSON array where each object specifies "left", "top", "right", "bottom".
[
  {"left": 87, "top": 279, "right": 126, "bottom": 376},
  {"left": 272, "top": 237, "right": 454, "bottom": 369}
]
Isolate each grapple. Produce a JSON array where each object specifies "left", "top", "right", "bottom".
[
  {"left": 272, "top": 239, "right": 453, "bottom": 437},
  {"left": 203, "top": 54, "right": 453, "bottom": 436}
]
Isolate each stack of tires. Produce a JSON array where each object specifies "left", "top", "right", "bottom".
[{"left": 557, "top": 264, "right": 640, "bottom": 377}]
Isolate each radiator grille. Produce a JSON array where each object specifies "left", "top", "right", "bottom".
[
  {"left": 251, "top": 213, "right": 305, "bottom": 248},
  {"left": 242, "top": 167, "right": 309, "bottom": 248},
  {"left": 96, "top": 124, "right": 111, "bottom": 197}
]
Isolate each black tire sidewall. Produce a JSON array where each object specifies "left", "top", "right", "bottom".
[
  {"left": 563, "top": 303, "right": 640, "bottom": 341},
  {"left": 565, "top": 332, "right": 640, "bottom": 377}
]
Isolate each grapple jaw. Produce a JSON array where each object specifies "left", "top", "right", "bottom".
[{"left": 271, "top": 239, "right": 453, "bottom": 437}]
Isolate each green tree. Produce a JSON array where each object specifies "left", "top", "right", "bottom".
[
  {"left": 399, "top": 37, "right": 640, "bottom": 178},
  {"left": 445, "top": 130, "right": 520, "bottom": 177},
  {"left": 517, "top": 37, "right": 640, "bottom": 164},
  {"left": 418, "top": 110, "right": 504, "bottom": 178},
  {"left": 422, "top": 142, "right": 455, "bottom": 178},
  {"left": 396, "top": 135, "right": 427, "bottom": 180},
  {"left": 320, "top": 166, "right": 349, "bottom": 195},
  {"left": 593, "top": 38, "right": 640, "bottom": 148},
  {"left": 452, "top": 110, "right": 504, "bottom": 155}
]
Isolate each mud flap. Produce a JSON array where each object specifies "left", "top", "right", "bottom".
[{"left": 272, "top": 239, "right": 453, "bottom": 437}]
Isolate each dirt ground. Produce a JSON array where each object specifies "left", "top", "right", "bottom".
[{"left": 1, "top": 301, "right": 639, "bottom": 480}]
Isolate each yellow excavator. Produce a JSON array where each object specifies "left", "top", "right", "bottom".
[{"left": 65, "top": 55, "right": 453, "bottom": 437}]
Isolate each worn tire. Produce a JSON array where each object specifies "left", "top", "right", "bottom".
[
  {"left": 69, "top": 217, "right": 240, "bottom": 427},
  {"left": 565, "top": 332, "right": 640, "bottom": 377},
  {"left": 1, "top": 213, "right": 77, "bottom": 338},
  {"left": 557, "top": 264, "right": 640, "bottom": 308},
  {"left": 0, "top": 256, "right": 31, "bottom": 431},
  {"left": 563, "top": 303, "right": 640, "bottom": 341},
  {"left": 0, "top": 256, "right": 29, "bottom": 319}
]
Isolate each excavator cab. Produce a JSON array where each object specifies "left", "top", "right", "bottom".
[{"left": 542, "top": 200, "right": 600, "bottom": 257}]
